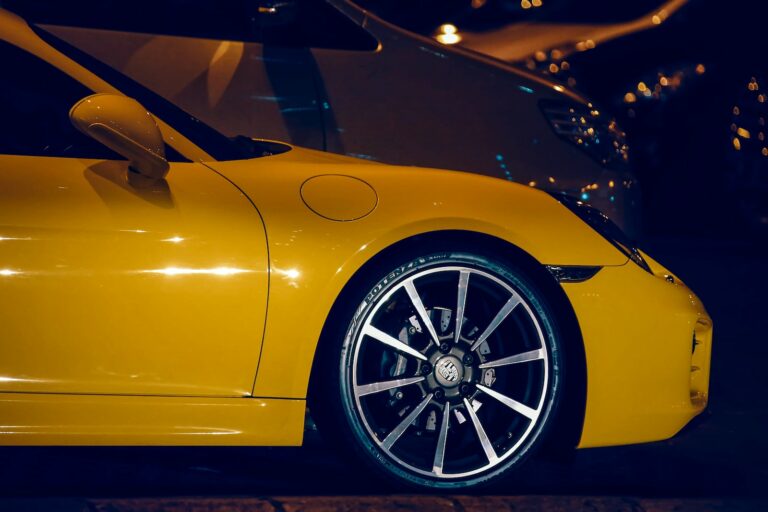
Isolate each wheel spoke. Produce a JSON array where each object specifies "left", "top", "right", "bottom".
[
  {"left": 470, "top": 294, "right": 522, "bottom": 351},
  {"left": 363, "top": 325, "right": 428, "bottom": 361},
  {"left": 432, "top": 402, "right": 451, "bottom": 476},
  {"left": 454, "top": 270, "right": 470, "bottom": 344},
  {"left": 463, "top": 398, "right": 499, "bottom": 464},
  {"left": 477, "top": 384, "right": 539, "bottom": 421},
  {"left": 479, "top": 348, "right": 545, "bottom": 369},
  {"left": 404, "top": 280, "right": 441, "bottom": 347},
  {"left": 381, "top": 393, "right": 434, "bottom": 450},
  {"left": 355, "top": 376, "right": 425, "bottom": 397}
]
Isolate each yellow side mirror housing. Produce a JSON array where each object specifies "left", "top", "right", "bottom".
[{"left": 70, "top": 93, "right": 170, "bottom": 181}]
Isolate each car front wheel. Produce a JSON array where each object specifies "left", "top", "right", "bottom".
[{"left": 313, "top": 251, "right": 564, "bottom": 490}]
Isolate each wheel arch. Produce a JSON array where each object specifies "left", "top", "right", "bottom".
[{"left": 307, "top": 229, "right": 587, "bottom": 452}]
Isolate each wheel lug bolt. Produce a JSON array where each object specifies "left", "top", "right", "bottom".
[
  {"left": 460, "top": 383, "right": 472, "bottom": 395},
  {"left": 421, "top": 363, "right": 432, "bottom": 375},
  {"left": 395, "top": 391, "right": 404, "bottom": 400},
  {"left": 434, "top": 389, "right": 445, "bottom": 400},
  {"left": 439, "top": 342, "right": 450, "bottom": 353},
  {"left": 463, "top": 354, "right": 474, "bottom": 365}
]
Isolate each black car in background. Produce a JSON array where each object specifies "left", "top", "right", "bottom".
[{"left": 359, "top": 0, "right": 768, "bottom": 234}]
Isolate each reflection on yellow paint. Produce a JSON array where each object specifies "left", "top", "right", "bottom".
[
  {"left": 275, "top": 268, "right": 300, "bottom": 280},
  {"left": 162, "top": 236, "right": 185, "bottom": 244},
  {"left": 0, "top": 269, "right": 19, "bottom": 276},
  {"left": 274, "top": 267, "right": 301, "bottom": 288},
  {"left": 142, "top": 267, "right": 251, "bottom": 276}
]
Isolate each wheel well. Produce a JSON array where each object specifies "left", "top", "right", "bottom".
[{"left": 307, "top": 229, "right": 587, "bottom": 452}]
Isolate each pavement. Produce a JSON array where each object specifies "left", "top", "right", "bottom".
[{"left": 1, "top": 235, "right": 766, "bottom": 510}]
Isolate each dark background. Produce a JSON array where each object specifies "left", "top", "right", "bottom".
[{"left": 0, "top": 0, "right": 766, "bottom": 504}]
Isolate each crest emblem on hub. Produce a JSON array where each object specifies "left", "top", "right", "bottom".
[{"left": 435, "top": 356, "right": 463, "bottom": 387}]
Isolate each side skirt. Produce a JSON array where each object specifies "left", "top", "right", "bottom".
[{"left": 0, "top": 393, "right": 305, "bottom": 446}]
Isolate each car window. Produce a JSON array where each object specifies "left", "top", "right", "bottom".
[
  {"left": 31, "top": 26, "right": 287, "bottom": 162},
  {"left": 3, "top": 0, "right": 377, "bottom": 51},
  {"left": 0, "top": 40, "right": 123, "bottom": 159}
]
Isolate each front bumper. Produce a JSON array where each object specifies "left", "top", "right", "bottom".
[{"left": 562, "top": 256, "right": 712, "bottom": 448}]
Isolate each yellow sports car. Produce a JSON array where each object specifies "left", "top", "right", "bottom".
[{"left": 0, "top": 9, "right": 711, "bottom": 489}]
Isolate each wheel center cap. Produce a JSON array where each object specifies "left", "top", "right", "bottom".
[{"left": 434, "top": 355, "right": 463, "bottom": 388}]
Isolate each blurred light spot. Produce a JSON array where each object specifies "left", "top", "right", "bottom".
[
  {"left": 695, "top": 64, "right": 706, "bottom": 74},
  {"left": 733, "top": 137, "right": 741, "bottom": 150},
  {"left": 162, "top": 236, "right": 185, "bottom": 244},
  {"left": 609, "top": 180, "right": 615, "bottom": 188},
  {"left": 528, "top": 181, "right": 537, "bottom": 187},
  {"left": 548, "top": 63, "right": 559, "bottom": 73},
  {"left": 580, "top": 193, "right": 590, "bottom": 201},
  {"left": 0, "top": 269, "right": 19, "bottom": 276},
  {"left": 435, "top": 24, "right": 462, "bottom": 45},
  {"left": 521, "top": 0, "right": 532, "bottom": 9},
  {"left": 518, "top": 85, "right": 535, "bottom": 94},
  {"left": 439, "top": 24, "right": 457, "bottom": 35},
  {"left": 534, "top": 50, "right": 547, "bottom": 62},
  {"left": 436, "top": 33, "right": 461, "bottom": 45},
  {"left": 532, "top": 0, "right": 543, "bottom": 7},
  {"left": 737, "top": 127, "right": 751, "bottom": 139},
  {"left": 553, "top": 85, "right": 565, "bottom": 92},
  {"left": 548, "top": 176, "right": 556, "bottom": 184},
  {"left": 651, "top": 15, "right": 662, "bottom": 24}
]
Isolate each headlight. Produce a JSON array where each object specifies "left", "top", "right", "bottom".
[
  {"left": 540, "top": 99, "right": 629, "bottom": 167},
  {"left": 549, "top": 192, "right": 652, "bottom": 274}
]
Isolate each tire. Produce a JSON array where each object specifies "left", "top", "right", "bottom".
[{"left": 311, "top": 250, "right": 564, "bottom": 490}]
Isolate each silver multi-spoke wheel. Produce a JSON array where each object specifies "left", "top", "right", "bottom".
[{"left": 341, "top": 258, "right": 555, "bottom": 484}]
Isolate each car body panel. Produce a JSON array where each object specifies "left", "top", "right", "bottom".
[
  {"left": 564, "top": 256, "right": 711, "bottom": 447},
  {"left": 0, "top": 394, "right": 305, "bottom": 445},
  {"left": 0, "top": 155, "right": 270, "bottom": 396},
  {"left": 202, "top": 146, "right": 628, "bottom": 399}
]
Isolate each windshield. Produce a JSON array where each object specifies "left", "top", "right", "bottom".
[
  {"left": 355, "top": 0, "right": 671, "bottom": 34},
  {"left": 31, "top": 24, "right": 282, "bottom": 161}
]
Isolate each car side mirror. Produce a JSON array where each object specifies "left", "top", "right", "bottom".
[{"left": 70, "top": 93, "right": 170, "bottom": 181}]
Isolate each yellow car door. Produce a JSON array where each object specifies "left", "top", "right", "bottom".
[{"left": 0, "top": 39, "right": 269, "bottom": 397}]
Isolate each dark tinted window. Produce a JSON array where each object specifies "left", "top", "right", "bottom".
[
  {"left": 33, "top": 26, "right": 287, "bottom": 161},
  {"left": 4, "top": 0, "right": 377, "bottom": 50},
  {"left": 0, "top": 40, "right": 120, "bottom": 159}
]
